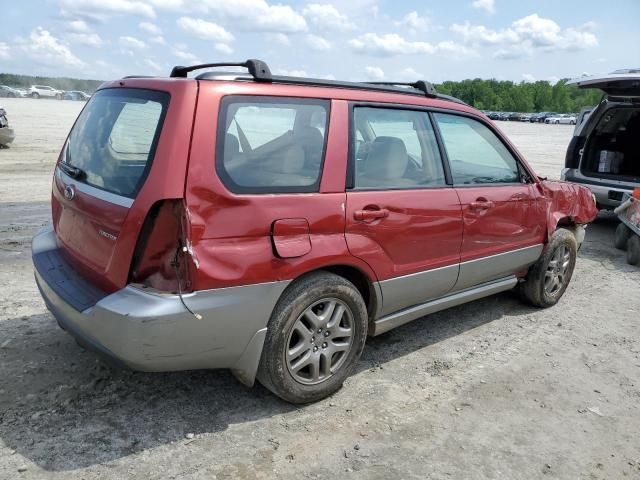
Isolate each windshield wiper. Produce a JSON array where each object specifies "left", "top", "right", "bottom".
[{"left": 59, "top": 161, "right": 87, "bottom": 180}]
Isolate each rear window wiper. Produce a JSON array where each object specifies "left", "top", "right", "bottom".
[{"left": 59, "top": 161, "right": 87, "bottom": 180}]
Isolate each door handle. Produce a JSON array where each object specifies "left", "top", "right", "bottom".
[
  {"left": 469, "top": 199, "right": 494, "bottom": 211},
  {"left": 354, "top": 208, "right": 389, "bottom": 221}
]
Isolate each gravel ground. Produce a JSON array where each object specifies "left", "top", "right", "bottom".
[{"left": 0, "top": 98, "right": 639, "bottom": 480}]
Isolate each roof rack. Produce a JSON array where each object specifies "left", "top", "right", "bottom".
[
  {"left": 174, "top": 58, "right": 467, "bottom": 105},
  {"left": 170, "top": 59, "right": 271, "bottom": 80},
  {"left": 365, "top": 81, "right": 437, "bottom": 98}
]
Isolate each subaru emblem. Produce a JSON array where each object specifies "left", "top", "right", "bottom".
[{"left": 64, "top": 185, "right": 76, "bottom": 200}]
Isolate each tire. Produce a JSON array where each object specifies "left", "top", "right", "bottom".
[
  {"left": 55, "top": 93, "right": 62, "bottom": 100},
  {"left": 627, "top": 236, "right": 640, "bottom": 266},
  {"left": 31, "top": 92, "right": 39, "bottom": 99},
  {"left": 570, "top": 120, "right": 576, "bottom": 125},
  {"left": 257, "top": 271, "right": 368, "bottom": 404},
  {"left": 555, "top": 120, "right": 560, "bottom": 124},
  {"left": 614, "top": 223, "right": 631, "bottom": 250},
  {"left": 519, "top": 228, "right": 577, "bottom": 308}
]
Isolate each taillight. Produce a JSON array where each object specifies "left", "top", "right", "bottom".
[{"left": 129, "top": 200, "right": 193, "bottom": 293}]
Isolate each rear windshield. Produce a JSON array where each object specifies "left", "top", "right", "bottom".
[{"left": 62, "top": 88, "right": 169, "bottom": 198}]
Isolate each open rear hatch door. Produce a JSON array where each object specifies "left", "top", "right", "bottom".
[
  {"left": 52, "top": 88, "right": 170, "bottom": 292},
  {"left": 567, "top": 69, "right": 640, "bottom": 97}
]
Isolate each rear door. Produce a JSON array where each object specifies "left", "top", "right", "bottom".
[
  {"left": 345, "top": 105, "right": 463, "bottom": 316},
  {"left": 433, "top": 112, "right": 545, "bottom": 291}
]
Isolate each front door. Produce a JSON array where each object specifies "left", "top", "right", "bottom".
[
  {"left": 345, "top": 106, "right": 464, "bottom": 316},
  {"left": 433, "top": 112, "right": 546, "bottom": 290}
]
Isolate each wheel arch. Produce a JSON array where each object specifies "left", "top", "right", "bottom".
[{"left": 284, "top": 263, "right": 381, "bottom": 321}]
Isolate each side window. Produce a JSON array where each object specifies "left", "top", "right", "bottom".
[
  {"left": 434, "top": 113, "right": 521, "bottom": 185},
  {"left": 352, "top": 107, "right": 445, "bottom": 189},
  {"left": 218, "top": 96, "right": 329, "bottom": 193}
]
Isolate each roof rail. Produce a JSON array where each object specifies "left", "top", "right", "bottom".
[
  {"left": 170, "top": 59, "right": 272, "bottom": 80},
  {"left": 365, "top": 81, "right": 437, "bottom": 98}
]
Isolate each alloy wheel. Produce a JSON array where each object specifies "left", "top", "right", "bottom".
[
  {"left": 285, "top": 298, "right": 354, "bottom": 385},
  {"left": 544, "top": 245, "right": 571, "bottom": 296}
]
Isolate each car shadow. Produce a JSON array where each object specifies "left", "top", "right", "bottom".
[{"left": 0, "top": 287, "right": 537, "bottom": 471}]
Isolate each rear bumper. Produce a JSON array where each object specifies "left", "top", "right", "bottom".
[
  {"left": 561, "top": 168, "right": 637, "bottom": 209},
  {"left": 32, "top": 225, "right": 289, "bottom": 384}
]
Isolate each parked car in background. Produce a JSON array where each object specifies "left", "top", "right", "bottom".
[
  {"left": 520, "top": 113, "right": 533, "bottom": 122},
  {"left": 508, "top": 112, "right": 523, "bottom": 121},
  {"left": 545, "top": 114, "right": 577, "bottom": 125},
  {"left": 535, "top": 112, "right": 559, "bottom": 123},
  {"left": 497, "top": 112, "right": 511, "bottom": 121},
  {"left": 562, "top": 69, "right": 640, "bottom": 210},
  {"left": 487, "top": 111, "right": 500, "bottom": 120},
  {"left": 0, "top": 85, "right": 23, "bottom": 98},
  {"left": 32, "top": 59, "right": 598, "bottom": 403},
  {"left": 28, "top": 85, "right": 64, "bottom": 99},
  {"left": 0, "top": 107, "right": 15, "bottom": 148},
  {"left": 63, "top": 91, "right": 91, "bottom": 101}
]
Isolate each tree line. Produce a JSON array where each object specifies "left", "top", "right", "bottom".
[
  {"left": 0, "top": 73, "right": 103, "bottom": 93},
  {"left": 1, "top": 72, "right": 602, "bottom": 113},
  {"left": 435, "top": 78, "right": 602, "bottom": 113}
]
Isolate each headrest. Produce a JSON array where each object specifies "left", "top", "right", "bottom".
[{"left": 363, "top": 136, "right": 408, "bottom": 180}]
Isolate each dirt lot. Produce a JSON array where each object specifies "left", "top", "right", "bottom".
[{"left": 1, "top": 98, "right": 639, "bottom": 480}]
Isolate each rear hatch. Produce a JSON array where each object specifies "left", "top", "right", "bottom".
[
  {"left": 567, "top": 69, "right": 640, "bottom": 97},
  {"left": 52, "top": 87, "right": 173, "bottom": 292},
  {"left": 565, "top": 70, "right": 640, "bottom": 175}
]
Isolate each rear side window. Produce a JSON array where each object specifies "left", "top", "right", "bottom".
[
  {"left": 217, "top": 96, "right": 330, "bottom": 193},
  {"left": 63, "top": 88, "right": 169, "bottom": 198},
  {"left": 434, "top": 113, "right": 520, "bottom": 185},
  {"left": 352, "top": 107, "right": 445, "bottom": 189}
]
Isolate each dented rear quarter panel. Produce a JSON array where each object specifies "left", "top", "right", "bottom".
[{"left": 540, "top": 180, "right": 598, "bottom": 238}]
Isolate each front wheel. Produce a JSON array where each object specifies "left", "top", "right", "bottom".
[
  {"left": 257, "top": 272, "right": 368, "bottom": 404},
  {"left": 31, "top": 92, "right": 39, "bottom": 99},
  {"left": 518, "top": 229, "right": 577, "bottom": 308}
]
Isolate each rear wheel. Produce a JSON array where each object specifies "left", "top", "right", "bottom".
[
  {"left": 31, "top": 92, "right": 39, "bottom": 99},
  {"left": 519, "top": 229, "right": 577, "bottom": 308},
  {"left": 257, "top": 272, "right": 368, "bottom": 404},
  {"left": 614, "top": 223, "right": 631, "bottom": 250},
  {"left": 55, "top": 93, "right": 62, "bottom": 100},
  {"left": 627, "top": 236, "right": 640, "bottom": 266}
]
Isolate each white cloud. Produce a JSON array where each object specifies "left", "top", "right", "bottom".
[
  {"left": 350, "top": 33, "right": 472, "bottom": 58},
  {"left": 266, "top": 33, "right": 290, "bottom": 45},
  {"left": 398, "top": 67, "right": 421, "bottom": 80},
  {"left": 68, "top": 32, "right": 103, "bottom": 47},
  {"left": 394, "top": 11, "right": 431, "bottom": 32},
  {"left": 20, "top": 27, "right": 83, "bottom": 67},
  {"left": 0, "top": 42, "right": 10, "bottom": 59},
  {"left": 522, "top": 73, "right": 535, "bottom": 82},
  {"left": 58, "top": 0, "right": 155, "bottom": 18},
  {"left": 66, "top": 20, "right": 90, "bottom": 33},
  {"left": 302, "top": 4, "right": 354, "bottom": 31},
  {"left": 306, "top": 34, "right": 331, "bottom": 51},
  {"left": 364, "top": 66, "right": 385, "bottom": 80},
  {"left": 177, "top": 17, "right": 234, "bottom": 43},
  {"left": 172, "top": 47, "right": 202, "bottom": 65},
  {"left": 350, "top": 33, "right": 435, "bottom": 56},
  {"left": 144, "top": 58, "right": 162, "bottom": 72},
  {"left": 198, "top": 0, "right": 307, "bottom": 33},
  {"left": 452, "top": 14, "right": 599, "bottom": 59},
  {"left": 139, "top": 22, "right": 162, "bottom": 35},
  {"left": 215, "top": 43, "right": 233, "bottom": 54},
  {"left": 119, "top": 36, "right": 147, "bottom": 50},
  {"left": 150, "top": 36, "right": 166, "bottom": 45},
  {"left": 472, "top": 0, "right": 495, "bottom": 15}
]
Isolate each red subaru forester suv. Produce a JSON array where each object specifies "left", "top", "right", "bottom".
[{"left": 32, "top": 60, "right": 598, "bottom": 403}]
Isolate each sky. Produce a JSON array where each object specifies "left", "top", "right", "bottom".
[{"left": 0, "top": 0, "right": 639, "bottom": 83}]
